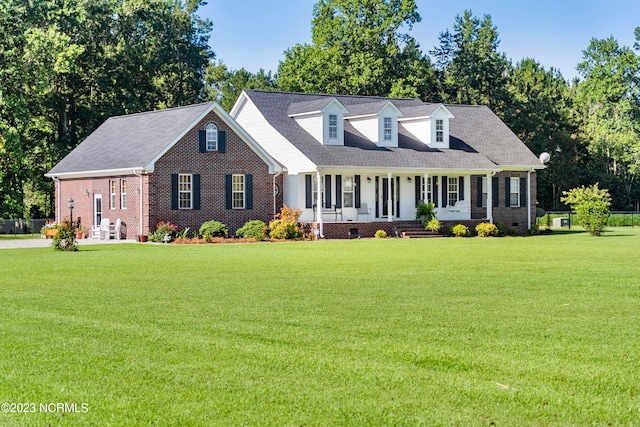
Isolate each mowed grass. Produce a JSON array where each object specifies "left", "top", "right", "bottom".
[{"left": 1, "top": 230, "right": 640, "bottom": 426}]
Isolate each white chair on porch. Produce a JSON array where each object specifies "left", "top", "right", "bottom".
[
  {"left": 108, "top": 218, "right": 122, "bottom": 240},
  {"left": 92, "top": 218, "right": 110, "bottom": 240},
  {"left": 357, "top": 203, "right": 371, "bottom": 221}
]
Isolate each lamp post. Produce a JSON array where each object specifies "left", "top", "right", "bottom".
[{"left": 68, "top": 197, "right": 74, "bottom": 228}]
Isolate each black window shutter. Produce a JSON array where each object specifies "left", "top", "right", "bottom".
[
  {"left": 492, "top": 176, "right": 499, "bottom": 208},
  {"left": 415, "top": 176, "right": 421, "bottom": 205},
  {"left": 218, "top": 130, "right": 226, "bottom": 153},
  {"left": 246, "top": 174, "right": 253, "bottom": 209},
  {"left": 433, "top": 177, "right": 439, "bottom": 207},
  {"left": 225, "top": 174, "right": 232, "bottom": 209},
  {"left": 505, "top": 177, "right": 511, "bottom": 207},
  {"left": 520, "top": 176, "right": 527, "bottom": 208},
  {"left": 396, "top": 176, "right": 400, "bottom": 217},
  {"left": 325, "top": 175, "right": 332, "bottom": 208},
  {"left": 171, "top": 174, "right": 178, "bottom": 210},
  {"left": 441, "top": 176, "right": 448, "bottom": 207},
  {"left": 477, "top": 176, "right": 483, "bottom": 208},
  {"left": 335, "top": 175, "right": 342, "bottom": 208},
  {"left": 458, "top": 176, "right": 465, "bottom": 201},
  {"left": 305, "top": 174, "right": 312, "bottom": 208},
  {"left": 355, "top": 175, "right": 361, "bottom": 208},
  {"left": 198, "top": 130, "right": 206, "bottom": 153},
  {"left": 193, "top": 174, "right": 201, "bottom": 210}
]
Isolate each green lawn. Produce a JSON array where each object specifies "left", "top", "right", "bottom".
[{"left": 1, "top": 230, "right": 639, "bottom": 426}]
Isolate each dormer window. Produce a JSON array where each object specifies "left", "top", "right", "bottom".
[
  {"left": 328, "top": 114, "right": 338, "bottom": 139},
  {"left": 436, "top": 120, "right": 444, "bottom": 143},
  {"left": 383, "top": 117, "right": 392, "bottom": 141},
  {"left": 206, "top": 123, "right": 218, "bottom": 151}
]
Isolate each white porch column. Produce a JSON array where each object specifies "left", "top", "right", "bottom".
[
  {"left": 486, "top": 173, "right": 493, "bottom": 223},
  {"left": 423, "top": 172, "right": 429, "bottom": 203},
  {"left": 316, "top": 170, "right": 323, "bottom": 236},
  {"left": 387, "top": 172, "right": 393, "bottom": 222}
]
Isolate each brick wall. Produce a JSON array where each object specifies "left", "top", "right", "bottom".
[
  {"left": 149, "top": 109, "right": 283, "bottom": 235},
  {"left": 470, "top": 171, "right": 537, "bottom": 235},
  {"left": 57, "top": 175, "right": 142, "bottom": 238},
  {"left": 302, "top": 221, "right": 396, "bottom": 239}
]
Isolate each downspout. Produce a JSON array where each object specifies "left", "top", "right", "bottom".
[
  {"left": 528, "top": 169, "right": 533, "bottom": 231},
  {"left": 54, "top": 178, "right": 61, "bottom": 222},
  {"left": 134, "top": 169, "right": 144, "bottom": 237},
  {"left": 316, "top": 169, "right": 323, "bottom": 237}
]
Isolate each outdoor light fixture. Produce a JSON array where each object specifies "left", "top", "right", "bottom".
[
  {"left": 68, "top": 197, "right": 74, "bottom": 226},
  {"left": 84, "top": 189, "right": 90, "bottom": 196},
  {"left": 367, "top": 177, "right": 371, "bottom": 182},
  {"left": 407, "top": 176, "right": 412, "bottom": 182}
]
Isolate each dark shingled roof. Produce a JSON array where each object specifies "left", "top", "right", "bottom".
[
  {"left": 47, "top": 102, "right": 214, "bottom": 175},
  {"left": 243, "top": 90, "right": 542, "bottom": 171}
]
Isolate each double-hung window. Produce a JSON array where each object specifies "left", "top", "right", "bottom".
[
  {"left": 206, "top": 123, "right": 217, "bottom": 151},
  {"left": 481, "top": 177, "right": 488, "bottom": 208},
  {"left": 436, "top": 119, "right": 444, "bottom": 143},
  {"left": 179, "top": 174, "right": 192, "bottom": 209},
  {"left": 232, "top": 174, "right": 245, "bottom": 209},
  {"left": 121, "top": 180, "right": 127, "bottom": 209},
  {"left": 383, "top": 117, "right": 392, "bottom": 141},
  {"left": 448, "top": 177, "right": 459, "bottom": 206},
  {"left": 343, "top": 176, "right": 354, "bottom": 208},
  {"left": 110, "top": 180, "right": 117, "bottom": 209},
  {"left": 510, "top": 177, "right": 520, "bottom": 207},
  {"left": 328, "top": 114, "right": 338, "bottom": 140}
]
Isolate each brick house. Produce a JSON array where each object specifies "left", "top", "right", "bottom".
[
  {"left": 231, "top": 90, "right": 545, "bottom": 237},
  {"left": 46, "top": 102, "right": 284, "bottom": 238}
]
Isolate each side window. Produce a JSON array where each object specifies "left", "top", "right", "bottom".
[{"left": 206, "top": 123, "right": 217, "bottom": 151}]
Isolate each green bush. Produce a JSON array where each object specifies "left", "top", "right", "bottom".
[
  {"left": 415, "top": 201, "right": 436, "bottom": 222},
  {"left": 268, "top": 205, "right": 302, "bottom": 239},
  {"left": 475, "top": 222, "right": 498, "bottom": 237},
  {"left": 52, "top": 221, "right": 78, "bottom": 251},
  {"left": 236, "top": 220, "right": 267, "bottom": 240},
  {"left": 374, "top": 229, "right": 387, "bottom": 239},
  {"left": 424, "top": 218, "right": 441, "bottom": 232},
  {"left": 199, "top": 220, "right": 229, "bottom": 238},
  {"left": 149, "top": 221, "right": 179, "bottom": 242},
  {"left": 450, "top": 224, "right": 470, "bottom": 237},
  {"left": 561, "top": 184, "right": 611, "bottom": 236},
  {"left": 494, "top": 221, "right": 505, "bottom": 236}
]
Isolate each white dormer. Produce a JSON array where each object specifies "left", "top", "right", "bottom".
[
  {"left": 399, "top": 104, "right": 454, "bottom": 148},
  {"left": 346, "top": 101, "right": 403, "bottom": 147},
  {"left": 288, "top": 98, "right": 349, "bottom": 145}
]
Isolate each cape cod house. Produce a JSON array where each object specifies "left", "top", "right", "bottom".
[
  {"left": 230, "top": 90, "right": 544, "bottom": 237},
  {"left": 46, "top": 102, "right": 284, "bottom": 238}
]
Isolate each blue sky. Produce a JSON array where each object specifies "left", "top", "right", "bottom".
[{"left": 201, "top": 0, "right": 640, "bottom": 82}]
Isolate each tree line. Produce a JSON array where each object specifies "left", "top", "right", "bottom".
[{"left": 2, "top": 0, "right": 640, "bottom": 219}]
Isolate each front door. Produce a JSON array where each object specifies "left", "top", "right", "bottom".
[
  {"left": 94, "top": 194, "right": 102, "bottom": 226},
  {"left": 377, "top": 176, "right": 400, "bottom": 218}
]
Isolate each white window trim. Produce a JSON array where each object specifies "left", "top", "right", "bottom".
[
  {"left": 448, "top": 177, "right": 459, "bottom": 206},
  {"left": 110, "top": 180, "right": 117, "bottom": 210},
  {"left": 510, "top": 177, "right": 520, "bottom": 207},
  {"left": 328, "top": 114, "right": 338, "bottom": 140},
  {"left": 343, "top": 175, "right": 354, "bottom": 208},
  {"left": 383, "top": 117, "right": 392, "bottom": 141},
  {"left": 179, "top": 174, "right": 192, "bottom": 210},
  {"left": 232, "top": 174, "right": 245, "bottom": 209},
  {"left": 436, "top": 119, "right": 444, "bottom": 143},
  {"left": 120, "top": 179, "right": 127, "bottom": 210},
  {"left": 482, "top": 177, "right": 488, "bottom": 208},
  {"left": 206, "top": 123, "right": 218, "bottom": 151}
]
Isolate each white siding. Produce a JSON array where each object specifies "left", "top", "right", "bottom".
[
  {"left": 349, "top": 117, "right": 378, "bottom": 142},
  {"left": 234, "top": 96, "right": 316, "bottom": 174},
  {"left": 400, "top": 119, "right": 430, "bottom": 145},
  {"left": 294, "top": 114, "right": 323, "bottom": 144},
  {"left": 283, "top": 173, "right": 299, "bottom": 209}
]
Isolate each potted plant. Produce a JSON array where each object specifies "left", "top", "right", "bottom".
[
  {"left": 41, "top": 221, "right": 60, "bottom": 239},
  {"left": 75, "top": 225, "right": 85, "bottom": 240},
  {"left": 415, "top": 201, "right": 436, "bottom": 224}
]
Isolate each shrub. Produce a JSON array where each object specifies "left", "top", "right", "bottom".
[
  {"left": 415, "top": 201, "right": 436, "bottom": 222},
  {"left": 268, "top": 205, "right": 302, "bottom": 239},
  {"left": 52, "top": 220, "right": 78, "bottom": 251},
  {"left": 506, "top": 227, "right": 518, "bottom": 236},
  {"left": 450, "top": 224, "right": 470, "bottom": 237},
  {"left": 199, "top": 220, "right": 229, "bottom": 238},
  {"left": 494, "top": 221, "right": 505, "bottom": 236},
  {"left": 475, "top": 222, "right": 498, "bottom": 237},
  {"left": 236, "top": 220, "right": 267, "bottom": 240},
  {"left": 425, "top": 218, "right": 441, "bottom": 232},
  {"left": 149, "top": 221, "right": 179, "bottom": 242},
  {"left": 561, "top": 183, "right": 611, "bottom": 236},
  {"left": 374, "top": 229, "right": 387, "bottom": 239}
]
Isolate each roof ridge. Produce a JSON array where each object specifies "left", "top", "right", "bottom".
[{"left": 109, "top": 101, "right": 215, "bottom": 120}]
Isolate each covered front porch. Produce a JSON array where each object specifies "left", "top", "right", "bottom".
[{"left": 292, "top": 169, "right": 498, "bottom": 235}]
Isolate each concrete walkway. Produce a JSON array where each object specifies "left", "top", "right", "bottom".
[{"left": 0, "top": 237, "right": 138, "bottom": 249}]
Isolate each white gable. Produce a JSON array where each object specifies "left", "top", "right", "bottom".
[
  {"left": 288, "top": 98, "right": 349, "bottom": 146},
  {"left": 399, "top": 104, "right": 454, "bottom": 148},
  {"left": 347, "top": 101, "right": 403, "bottom": 147}
]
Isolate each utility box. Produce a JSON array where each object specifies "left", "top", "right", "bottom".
[{"left": 552, "top": 217, "right": 570, "bottom": 227}]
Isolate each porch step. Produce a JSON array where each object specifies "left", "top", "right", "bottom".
[{"left": 395, "top": 221, "right": 443, "bottom": 238}]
